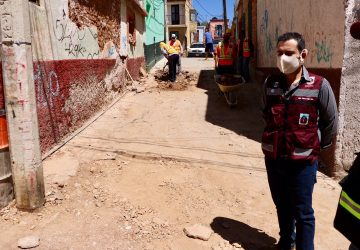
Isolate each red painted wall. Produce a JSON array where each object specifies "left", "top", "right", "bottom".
[
  {"left": 0, "top": 59, "right": 116, "bottom": 152},
  {"left": 127, "top": 57, "right": 145, "bottom": 80}
]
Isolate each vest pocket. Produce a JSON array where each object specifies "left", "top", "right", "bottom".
[
  {"left": 290, "top": 127, "right": 319, "bottom": 160},
  {"left": 262, "top": 130, "right": 279, "bottom": 159}
]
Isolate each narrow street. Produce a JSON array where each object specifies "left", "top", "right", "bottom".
[{"left": 0, "top": 58, "right": 349, "bottom": 249}]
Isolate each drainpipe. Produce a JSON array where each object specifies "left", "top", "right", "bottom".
[{"left": 0, "top": 0, "right": 45, "bottom": 209}]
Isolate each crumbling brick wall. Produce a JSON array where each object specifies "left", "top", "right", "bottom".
[{"left": 69, "top": 0, "right": 121, "bottom": 51}]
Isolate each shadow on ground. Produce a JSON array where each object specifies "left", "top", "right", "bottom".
[
  {"left": 197, "top": 70, "right": 264, "bottom": 143},
  {"left": 210, "top": 217, "right": 277, "bottom": 250}
]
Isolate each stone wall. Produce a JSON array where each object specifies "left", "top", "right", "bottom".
[{"left": 336, "top": 0, "right": 360, "bottom": 171}]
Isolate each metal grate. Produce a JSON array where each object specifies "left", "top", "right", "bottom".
[{"left": 144, "top": 41, "right": 164, "bottom": 71}]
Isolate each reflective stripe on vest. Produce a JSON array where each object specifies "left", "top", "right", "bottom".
[
  {"left": 261, "top": 142, "right": 274, "bottom": 152},
  {"left": 339, "top": 190, "right": 360, "bottom": 220},
  {"left": 293, "top": 148, "right": 313, "bottom": 157},
  {"left": 218, "top": 42, "right": 233, "bottom": 66},
  {"left": 243, "top": 40, "right": 250, "bottom": 57},
  {"left": 292, "top": 89, "right": 320, "bottom": 98}
]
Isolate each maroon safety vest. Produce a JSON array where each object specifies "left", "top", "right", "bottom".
[{"left": 262, "top": 72, "right": 323, "bottom": 163}]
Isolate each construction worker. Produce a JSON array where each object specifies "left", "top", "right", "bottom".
[
  {"left": 169, "top": 34, "right": 183, "bottom": 74},
  {"left": 240, "top": 36, "right": 254, "bottom": 82},
  {"left": 333, "top": 22, "right": 360, "bottom": 250},
  {"left": 334, "top": 153, "right": 360, "bottom": 250},
  {"left": 214, "top": 29, "right": 235, "bottom": 75},
  {"left": 160, "top": 42, "right": 179, "bottom": 82}
]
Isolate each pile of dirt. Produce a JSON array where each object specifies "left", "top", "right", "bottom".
[{"left": 154, "top": 70, "right": 198, "bottom": 91}]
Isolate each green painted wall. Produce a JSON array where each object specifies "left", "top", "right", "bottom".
[
  {"left": 144, "top": 0, "right": 165, "bottom": 70},
  {"left": 145, "top": 0, "right": 165, "bottom": 45}
]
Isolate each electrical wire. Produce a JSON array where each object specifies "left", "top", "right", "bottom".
[{"left": 193, "top": 0, "right": 221, "bottom": 18}]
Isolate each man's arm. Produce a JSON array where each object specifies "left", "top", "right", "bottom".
[
  {"left": 318, "top": 78, "right": 338, "bottom": 149},
  {"left": 161, "top": 48, "right": 169, "bottom": 59},
  {"left": 179, "top": 42, "right": 183, "bottom": 55}
]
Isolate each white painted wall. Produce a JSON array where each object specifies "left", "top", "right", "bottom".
[
  {"left": 128, "top": 11, "right": 146, "bottom": 59},
  {"left": 45, "top": 0, "right": 100, "bottom": 60}
]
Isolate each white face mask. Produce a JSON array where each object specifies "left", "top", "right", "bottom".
[{"left": 277, "top": 54, "right": 302, "bottom": 74}]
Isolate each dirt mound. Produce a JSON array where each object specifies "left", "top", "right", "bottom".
[
  {"left": 214, "top": 74, "right": 245, "bottom": 86},
  {"left": 154, "top": 70, "right": 198, "bottom": 91}
]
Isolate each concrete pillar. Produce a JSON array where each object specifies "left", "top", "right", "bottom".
[{"left": 0, "top": 0, "right": 45, "bottom": 209}]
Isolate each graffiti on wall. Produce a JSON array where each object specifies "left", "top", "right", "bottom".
[
  {"left": 53, "top": 5, "right": 100, "bottom": 60},
  {"left": 315, "top": 40, "right": 333, "bottom": 64},
  {"left": 259, "top": 9, "right": 276, "bottom": 56},
  {"left": 101, "top": 41, "right": 118, "bottom": 59},
  {"left": 34, "top": 64, "right": 60, "bottom": 108},
  {"left": 260, "top": 9, "right": 269, "bottom": 32}
]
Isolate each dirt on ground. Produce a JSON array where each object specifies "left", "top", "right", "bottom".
[
  {"left": 154, "top": 70, "right": 198, "bottom": 91},
  {"left": 0, "top": 58, "right": 350, "bottom": 250}
]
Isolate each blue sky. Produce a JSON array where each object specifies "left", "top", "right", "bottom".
[{"left": 192, "top": 0, "right": 235, "bottom": 23}]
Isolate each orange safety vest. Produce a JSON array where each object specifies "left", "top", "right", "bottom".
[
  {"left": 218, "top": 42, "right": 233, "bottom": 66},
  {"left": 170, "top": 40, "right": 181, "bottom": 53},
  {"left": 243, "top": 40, "right": 250, "bottom": 57}
]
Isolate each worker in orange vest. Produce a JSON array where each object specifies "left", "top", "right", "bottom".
[
  {"left": 215, "top": 29, "right": 235, "bottom": 75},
  {"left": 240, "top": 36, "right": 254, "bottom": 82}
]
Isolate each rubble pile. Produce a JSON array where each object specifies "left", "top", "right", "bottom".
[{"left": 154, "top": 70, "right": 198, "bottom": 90}]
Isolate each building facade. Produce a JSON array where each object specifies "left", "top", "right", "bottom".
[
  {"left": 209, "top": 18, "right": 228, "bottom": 40},
  {"left": 0, "top": 0, "right": 147, "bottom": 154},
  {"left": 166, "top": 0, "right": 197, "bottom": 49}
]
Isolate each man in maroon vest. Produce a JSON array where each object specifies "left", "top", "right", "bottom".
[{"left": 262, "top": 32, "right": 338, "bottom": 250}]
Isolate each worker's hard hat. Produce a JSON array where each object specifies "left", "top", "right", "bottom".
[
  {"left": 225, "top": 29, "right": 232, "bottom": 34},
  {"left": 171, "top": 34, "right": 176, "bottom": 38}
]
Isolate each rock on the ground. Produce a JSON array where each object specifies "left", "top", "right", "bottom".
[
  {"left": 232, "top": 242, "right": 243, "bottom": 249},
  {"left": 183, "top": 224, "right": 213, "bottom": 241},
  {"left": 136, "top": 86, "right": 145, "bottom": 93},
  {"left": 17, "top": 236, "right": 40, "bottom": 249}
]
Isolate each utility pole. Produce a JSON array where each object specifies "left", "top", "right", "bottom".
[
  {"left": 0, "top": 0, "right": 45, "bottom": 209},
  {"left": 223, "top": 0, "right": 228, "bottom": 30}
]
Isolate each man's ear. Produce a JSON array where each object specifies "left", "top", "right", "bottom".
[
  {"left": 299, "top": 49, "right": 308, "bottom": 64},
  {"left": 301, "top": 49, "right": 308, "bottom": 59}
]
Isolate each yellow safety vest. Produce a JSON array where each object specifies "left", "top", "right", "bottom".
[
  {"left": 170, "top": 40, "right": 181, "bottom": 53},
  {"left": 160, "top": 43, "right": 178, "bottom": 55}
]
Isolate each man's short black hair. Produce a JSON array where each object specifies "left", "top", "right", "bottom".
[{"left": 277, "top": 32, "right": 305, "bottom": 52}]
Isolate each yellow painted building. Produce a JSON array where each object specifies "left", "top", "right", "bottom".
[{"left": 166, "top": 0, "right": 197, "bottom": 49}]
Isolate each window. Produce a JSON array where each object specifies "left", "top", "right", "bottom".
[
  {"left": 171, "top": 5, "right": 180, "bottom": 25},
  {"left": 190, "top": 9, "right": 197, "bottom": 22},
  {"left": 127, "top": 8, "right": 136, "bottom": 45},
  {"left": 215, "top": 25, "right": 223, "bottom": 38}
]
